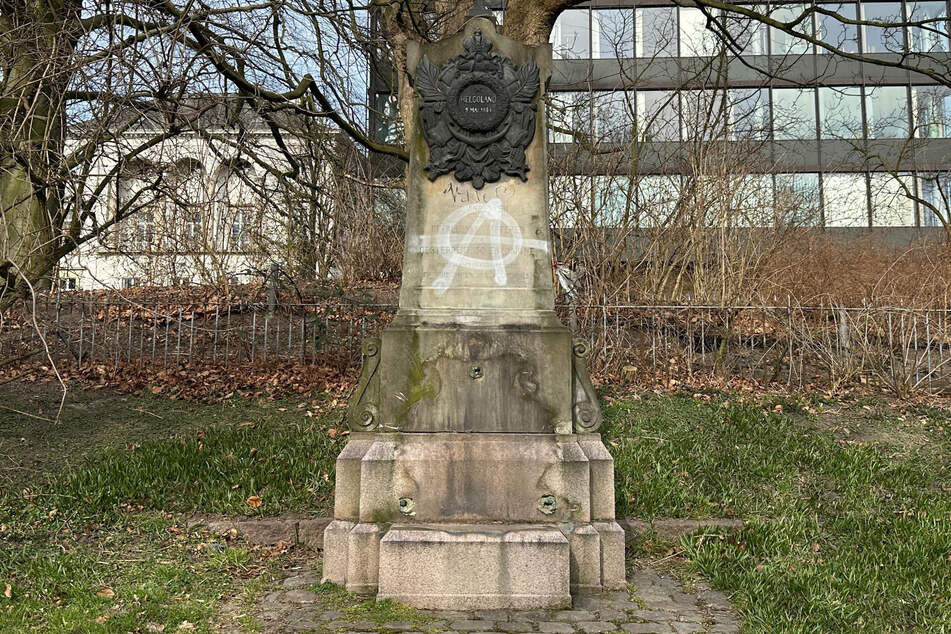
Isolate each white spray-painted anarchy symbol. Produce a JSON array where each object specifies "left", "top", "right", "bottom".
[{"left": 410, "top": 198, "right": 548, "bottom": 294}]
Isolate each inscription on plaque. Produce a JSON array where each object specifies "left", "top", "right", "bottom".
[{"left": 416, "top": 28, "right": 540, "bottom": 189}]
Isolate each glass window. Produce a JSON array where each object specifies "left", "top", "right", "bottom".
[
  {"left": 773, "top": 87, "right": 818, "bottom": 139},
  {"left": 770, "top": 4, "right": 814, "bottom": 55},
  {"left": 907, "top": 1, "right": 950, "bottom": 52},
  {"left": 724, "top": 14, "right": 769, "bottom": 55},
  {"left": 682, "top": 89, "right": 729, "bottom": 140},
  {"left": 594, "top": 176, "right": 634, "bottom": 226},
  {"left": 636, "top": 90, "right": 680, "bottom": 141},
  {"left": 823, "top": 173, "right": 869, "bottom": 226},
  {"left": 636, "top": 175, "right": 681, "bottom": 227},
  {"left": 730, "top": 88, "right": 771, "bottom": 140},
  {"left": 550, "top": 176, "right": 592, "bottom": 228},
  {"left": 775, "top": 173, "right": 822, "bottom": 225},
  {"left": 865, "top": 85, "right": 910, "bottom": 138},
  {"left": 551, "top": 9, "right": 590, "bottom": 59},
  {"left": 593, "top": 9, "right": 634, "bottom": 58},
  {"left": 817, "top": 3, "right": 860, "bottom": 53},
  {"left": 869, "top": 173, "right": 916, "bottom": 225},
  {"left": 916, "top": 173, "right": 951, "bottom": 226},
  {"left": 548, "top": 91, "right": 591, "bottom": 144},
  {"left": 912, "top": 85, "right": 951, "bottom": 137},
  {"left": 862, "top": 2, "right": 905, "bottom": 52},
  {"left": 819, "top": 86, "right": 864, "bottom": 138},
  {"left": 594, "top": 91, "right": 633, "bottom": 143},
  {"left": 733, "top": 175, "right": 776, "bottom": 226},
  {"left": 373, "top": 93, "right": 401, "bottom": 144},
  {"left": 680, "top": 7, "right": 720, "bottom": 56},
  {"left": 636, "top": 7, "right": 677, "bottom": 58}
]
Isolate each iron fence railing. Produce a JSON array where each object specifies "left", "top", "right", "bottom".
[{"left": 3, "top": 293, "right": 951, "bottom": 395}]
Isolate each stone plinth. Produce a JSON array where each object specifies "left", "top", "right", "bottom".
[
  {"left": 321, "top": 432, "right": 626, "bottom": 600},
  {"left": 378, "top": 525, "right": 570, "bottom": 610}
]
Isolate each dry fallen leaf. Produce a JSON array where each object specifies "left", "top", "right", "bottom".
[
  {"left": 4, "top": 584, "right": 11, "bottom": 599},
  {"left": 177, "top": 621, "right": 196, "bottom": 631},
  {"left": 97, "top": 587, "right": 115, "bottom": 598},
  {"left": 145, "top": 623, "right": 166, "bottom": 632},
  {"left": 246, "top": 496, "right": 262, "bottom": 508},
  {"left": 238, "top": 421, "right": 255, "bottom": 428}
]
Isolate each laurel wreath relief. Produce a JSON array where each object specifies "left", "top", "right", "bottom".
[{"left": 415, "top": 29, "right": 540, "bottom": 190}]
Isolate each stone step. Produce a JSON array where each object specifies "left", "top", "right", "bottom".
[{"left": 377, "top": 524, "right": 571, "bottom": 610}]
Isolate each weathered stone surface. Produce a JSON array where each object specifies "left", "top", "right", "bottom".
[
  {"left": 297, "top": 517, "right": 332, "bottom": 550},
  {"left": 538, "top": 622, "right": 575, "bottom": 633},
  {"left": 450, "top": 620, "right": 499, "bottom": 631},
  {"left": 497, "top": 621, "right": 535, "bottom": 632},
  {"left": 563, "top": 524, "right": 601, "bottom": 594},
  {"left": 552, "top": 610, "right": 596, "bottom": 622},
  {"left": 378, "top": 525, "right": 570, "bottom": 609},
  {"left": 401, "top": 18, "right": 554, "bottom": 318},
  {"left": 620, "top": 624, "right": 666, "bottom": 634},
  {"left": 593, "top": 521, "right": 626, "bottom": 590},
  {"left": 577, "top": 437, "right": 615, "bottom": 521},
  {"left": 345, "top": 523, "right": 382, "bottom": 594},
  {"left": 321, "top": 519, "right": 354, "bottom": 585},
  {"left": 345, "top": 433, "right": 594, "bottom": 524},
  {"left": 332, "top": 440, "right": 373, "bottom": 520}
]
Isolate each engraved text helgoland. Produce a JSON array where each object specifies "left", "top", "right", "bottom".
[{"left": 409, "top": 198, "right": 548, "bottom": 294}]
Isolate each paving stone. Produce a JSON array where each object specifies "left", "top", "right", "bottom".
[
  {"left": 709, "top": 624, "right": 740, "bottom": 633},
  {"left": 538, "top": 622, "right": 575, "bottom": 633},
  {"left": 451, "top": 620, "right": 498, "bottom": 631},
  {"left": 319, "top": 610, "right": 346, "bottom": 621},
  {"left": 281, "top": 574, "right": 320, "bottom": 588},
  {"left": 288, "top": 618, "right": 322, "bottom": 631},
  {"left": 283, "top": 589, "right": 319, "bottom": 604},
  {"left": 627, "top": 610, "right": 675, "bottom": 623},
  {"left": 620, "top": 625, "right": 668, "bottom": 634},
  {"left": 595, "top": 608, "right": 625, "bottom": 621},
  {"left": 576, "top": 621, "right": 617, "bottom": 633},
  {"left": 430, "top": 611, "right": 471, "bottom": 619},
  {"left": 475, "top": 610, "right": 513, "bottom": 621},
  {"left": 571, "top": 597, "right": 606, "bottom": 611},
  {"left": 497, "top": 622, "right": 535, "bottom": 632},
  {"left": 552, "top": 610, "right": 596, "bottom": 622},
  {"left": 670, "top": 623, "right": 703, "bottom": 634},
  {"left": 383, "top": 622, "right": 420, "bottom": 631},
  {"left": 672, "top": 613, "right": 702, "bottom": 623}
]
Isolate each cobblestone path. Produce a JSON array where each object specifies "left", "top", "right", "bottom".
[{"left": 219, "top": 564, "right": 740, "bottom": 634}]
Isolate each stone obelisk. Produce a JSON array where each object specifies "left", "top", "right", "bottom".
[{"left": 322, "top": 10, "right": 625, "bottom": 609}]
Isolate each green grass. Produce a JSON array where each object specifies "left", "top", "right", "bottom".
[
  {"left": 3, "top": 384, "right": 951, "bottom": 631},
  {"left": 0, "top": 386, "right": 337, "bottom": 632},
  {"left": 0, "top": 511, "right": 288, "bottom": 633},
  {"left": 605, "top": 394, "right": 951, "bottom": 631},
  {"left": 310, "top": 582, "right": 435, "bottom": 629}
]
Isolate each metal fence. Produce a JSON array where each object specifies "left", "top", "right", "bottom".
[{"left": 3, "top": 293, "right": 951, "bottom": 395}]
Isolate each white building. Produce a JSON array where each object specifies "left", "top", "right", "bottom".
[{"left": 58, "top": 102, "right": 345, "bottom": 290}]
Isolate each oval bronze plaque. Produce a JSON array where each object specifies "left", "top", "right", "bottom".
[{"left": 447, "top": 74, "right": 510, "bottom": 132}]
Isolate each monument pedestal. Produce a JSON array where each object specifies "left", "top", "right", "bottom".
[
  {"left": 321, "top": 432, "right": 626, "bottom": 605},
  {"left": 321, "top": 14, "right": 625, "bottom": 608}
]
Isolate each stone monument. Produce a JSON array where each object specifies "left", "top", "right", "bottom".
[{"left": 322, "top": 8, "right": 625, "bottom": 609}]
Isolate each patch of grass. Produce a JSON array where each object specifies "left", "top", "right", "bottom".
[
  {"left": 1, "top": 404, "right": 342, "bottom": 529},
  {"left": 347, "top": 598, "right": 432, "bottom": 626},
  {"left": 310, "top": 582, "right": 433, "bottom": 629},
  {"left": 606, "top": 394, "right": 951, "bottom": 631},
  {"left": 0, "top": 512, "right": 282, "bottom": 633},
  {"left": 311, "top": 580, "right": 359, "bottom": 610}
]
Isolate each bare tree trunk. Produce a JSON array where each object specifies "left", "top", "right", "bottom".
[{"left": 0, "top": 1, "right": 77, "bottom": 306}]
